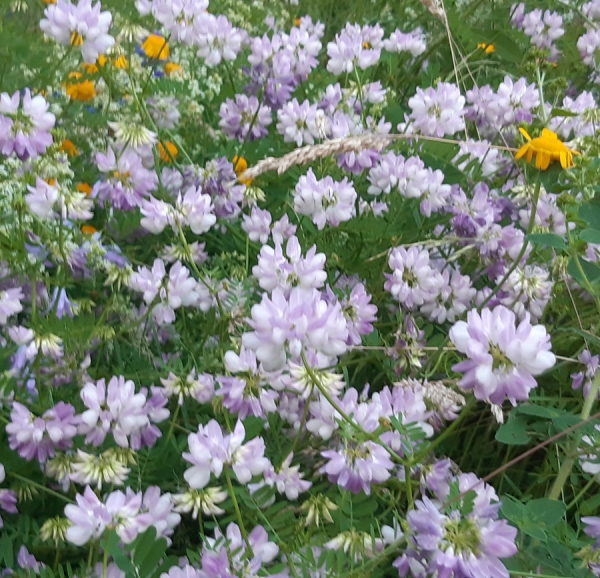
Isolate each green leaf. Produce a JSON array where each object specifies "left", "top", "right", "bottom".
[
  {"left": 550, "top": 108, "right": 580, "bottom": 118},
  {"left": 567, "top": 256, "right": 600, "bottom": 289},
  {"left": 516, "top": 404, "right": 564, "bottom": 419},
  {"left": 581, "top": 493, "right": 600, "bottom": 515},
  {"left": 0, "top": 533, "right": 13, "bottom": 569},
  {"left": 496, "top": 415, "right": 530, "bottom": 445},
  {"left": 492, "top": 32, "right": 524, "bottom": 63},
  {"left": 527, "top": 233, "right": 567, "bottom": 250},
  {"left": 525, "top": 498, "right": 566, "bottom": 528},
  {"left": 520, "top": 519, "right": 547, "bottom": 540},
  {"left": 500, "top": 495, "right": 526, "bottom": 523},
  {"left": 579, "top": 228, "right": 600, "bottom": 245},
  {"left": 579, "top": 202, "right": 600, "bottom": 230}
]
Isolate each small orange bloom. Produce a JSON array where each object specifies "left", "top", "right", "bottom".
[
  {"left": 294, "top": 18, "right": 302, "bottom": 26},
  {"left": 477, "top": 43, "right": 495, "bottom": 54},
  {"left": 45, "top": 178, "right": 57, "bottom": 186},
  {"left": 232, "top": 155, "right": 248, "bottom": 174},
  {"left": 142, "top": 35, "right": 170, "bottom": 60},
  {"left": 164, "top": 62, "right": 182, "bottom": 77},
  {"left": 66, "top": 78, "right": 96, "bottom": 101},
  {"left": 43, "top": 0, "right": 57, "bottom": 3},
  {"left": 515, "top": 127, "right": 581, "bottom": 170},
  {"left": 70, "top": 32, "right": 84, "bottom": 47},
  {"left": 113, "top": 55, "right": 128, "bottom": 69},
  {"left": 81, "top": 225, "right": 98, "bottom": 235},
  {"left": 60, "top": 139, "right": 79, "bottom": 157},
  {"left": 77, "top": 183, "right": 93, "bottom": 196},
  {"left": 159, "top": 141, "right": 178, "bottom": 163}
]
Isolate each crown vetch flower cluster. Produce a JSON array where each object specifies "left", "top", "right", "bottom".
[{"left": 449, "top": 306, "right": 556, "bottom": 404}]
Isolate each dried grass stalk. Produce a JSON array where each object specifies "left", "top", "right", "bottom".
[
  {"left": 238, "top": 134, "right": 393, "bottom": 181},
  {"left": 420, "top": 0, "right": 446, "bottom": 21}
]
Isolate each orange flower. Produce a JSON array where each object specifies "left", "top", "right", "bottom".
[
  {"left": 81, "top": 225, "right": 98, "bottom": 235},
  {"left": 43, "top": 0, "right": 57, "bottom": 3},
  {"left": 294, "top": 18, "right": 302, "bottom": 26},
  {"left": 232, "top": 155, "right": 248, "bottom": 174},
  {"left": 70, "top": 31, "right": 84, "bottom": 47},
  {"left": 142, "top": 35, "right": 170, "bottom": 60},
  {"left": 164, "top": 62, "right": 182, "bottom": 77},
  {"left": 113, "top": 55, "right": 128, "bottom": 69},
  {"left": 159, "top": 141, "right": 178, "bottom": 163},
  {"left": 66, "top": 78, "right": 96, "bottom": 101},
  {"left": 60, "top": 139, "right": 79, "bottom": 157},
  {"left": 515, "top": 127, "right": 581, "bottom": 170},
  {"left": 477, "top": 43, "right": 495, "bottom": 54},
  {"left": 45, "top": 178, "right": 57, "bottom": 186},
  {"left": 77, "top": 183, "right": 93, "bottom": 196}
]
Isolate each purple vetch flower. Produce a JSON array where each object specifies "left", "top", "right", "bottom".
[
  {"left": 199, "top": 523, "right": 282, "bottom": 577},
  {"left": 140, "top": 186, "right": 216, "bottom": 235},
  {"left": 324, "top": 280, "right": 377, "bottom": 346},
  {"left": 550, "top": 91, "right": 598, "bottom": 138},
  {"left": 248, "top": 452, "right": 312, "bottom": 500},
  {"left": 0, "top": 286, "right": 23, "bottom": 324},
  {"left": 579, "top": 28, "right": 600, "bottom": 69},
  {"left": 497, "top": 264, "right": 553, "bottom": 322},
  {"left": 182, "top": 419, "right": 271, "bottom": 488},
  {"left": 185, "top": 157, "right": 245, "bottom": 220},
  {"left": 383, "top": 28, "right": 427, "bottom": 56},
  {"left": 139, "top": 486, "right": 181, "bottom": 543},
  {"left": 320, "top": 440, "right": 393, "bottom": 494},
  {"left": 293, "top": 168, "right": 357, "bottom": 230},
  {"left": 276, "top": 98, "right": 330, "bottom": 146},
  {"left": 253, "top": 235, "right": 327, "bottom": 295},
  {"left": 241, "top": 287, "right": 349, "bottom": 371},
  {"left": 407, "top": 83, "right": 465, "bottom": 137},
  {"left": 219, "top": 95, "right": 272, "bottom": 141},
  {"left": 488, "top": 76, "right": 540, "bottom": 127},
  {"left": 571, "top": 349, "right": 599, "bottom": 398},
  {"left": 384, "top": 246, "right": 444, "bottom": 309},
  {"left": 17, "top": 546, "right": 45, "bottom": 574},
  {"left": 522, "top": 8, "right": 564, "bottom": 52},
  {"left": 241, "top": 207, "right": 272, "bottom": 244},
  {"left": 79, "top": 375, "right": 167, "bottom": 448},
  {"left": 0, "top": 90, "right": 55, "bottom": 160},
  {"left": 159, "top": 369, "right": 215, "bottom": 405},
  {"left": 146, "top": 95, "right": 180, "bottom": 130},
  {"left": 136, "top": 0, "right": 208, "bottom": 43},
  {"left": 93, "top": 146, "right": 157, "bottom": 210},
  {"left": 6, "top": 401, "right": 78, "bottom": 463},
  {"left": 326, "top": 23, "right": 382, "bottom": 75},
  {"left": 0, "top": 464, "right": 18, "bottom": 529},
  {"left": 396, "top": 483, "right": 517, "bottom": 578},
  {"left": 160, "top": 565, "right": 203, "bottom": 578},
  {"left": 583, "top": 516, "right": 600, "bottom": 549},
  {"left": 194, "top": 13, "right": 245, "bottom": 66},
  {"left": 65, "top": 486, "right": 145, "bottom": 545},
  {"left": 40, "top": 0, "right": 115, "bottom": 63},
  {"left": 449, "top": 306, "right": 556, "bottom": 404},
  {"left": 216, "top": 347, "right": 281, "bottom": 419}
]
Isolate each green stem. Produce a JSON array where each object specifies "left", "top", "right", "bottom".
[
  {"left": 548, "top": 370, "right": 600, "bottom": 500},
  {"left": 224, "top": 465, "right": 250, "bottom": 549},
  {"left": 300, "top": 352, "right": 404, "bottom": 464},
  {"left": 8, "top": 472, "right": 73, "bottom": 503},
  {"left": 566, "top": 477, "right": 596, "bottom": 511},
  {"left": 480, "top": 180, "right": 541, "bottom": 309}
]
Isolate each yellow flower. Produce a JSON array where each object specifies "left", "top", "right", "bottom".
[
  {"left": 113, "top": 55, "right": 128, "bottom": 69},
  {"left": 81, "top": 225, "right": 98, "bottom": 235},
  {"left": 70, "top": 31, "right": 84, "bottom": 47},
  {"left": 232, "top": 155, "right": 248, "bottom": 174},
  {"left": 76, "top": 183, "right": 93, "bottom": 196},
  {"left": 294, "top": 18, "right": 302, "bottom": 26},
  {"left": 515, "top": 127, "right": 581, "bottom": 170},
  {"left": 60, "top": 139, "right": 78, "bottom": 157},
  {"left": 159, "top": 141, "right": 178, "bottom": 163},
  {"left": 164, "top": 62, "right": 182, "bottom": 77},
  {"left": 142, "top": 35, "right": 170, "bottom": 60},
  {"left": 477, "top": 43, "right": 495, "bottom": 54},
  {"left": 65, "top": 73, "right": 96, "bottom": 101}
]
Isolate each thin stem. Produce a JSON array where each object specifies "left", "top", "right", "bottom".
[
  {"left": 8, "top": 472, "right": 73, "bottom": 503},
  {"left": 548, "top": 370, "right": 600, "bottom": 500},
  {"left": 300, "top": 352, "right": 404, "bottom": 464},
  {"left": 566, "top": 477, "right": 596, "bottom": 511},
  {"left": 480, "top": 180, "right": 541, "bottom": 310},
  {"left": 224, "top": 465, "right": 250, "bottom": 548}
]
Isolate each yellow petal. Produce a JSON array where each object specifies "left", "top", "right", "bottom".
[
  {"left": 515, "top": 143, "right": 529, "bottom": 160},
  {"left": 518, "top": 127, "right": 532, "bottom": 142},
  {"left": 541, "top": 128, "right": 558, "bottom": 140}
]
